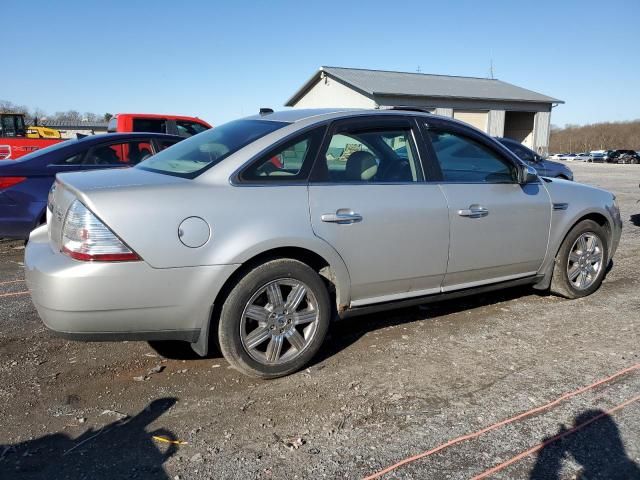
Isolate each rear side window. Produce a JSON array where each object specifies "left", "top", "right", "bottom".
[
  {"left": 83, "top": 141, "right": 154, "bottom": 165},
  {"left": 240, "top": 128, "right": 324, "bottom": 182},
  {"left": 132, "top": 118, "right": 166, "bottom": 134},
  {"left": 428, "top": 130, "right": 517, "bottom": 183},
  {"left": 137, "top": 119, "right": 288, "bottom": 178}
]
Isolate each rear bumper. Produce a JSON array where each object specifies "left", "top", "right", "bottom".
[{"left": 25, "top": 225, "right": 238, "bottom": 342}]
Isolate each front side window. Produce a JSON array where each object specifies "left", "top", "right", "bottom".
[
  {"left": 317, "top": 128, "right": 422, "bottom": 183},
  {"left": 176, "top": 121, "right": 209, "bottom": 137},
  {"left": 137, "top": 119, "right": 287, "bottom": 177},
  {"left": 428, "top": 130, "right": 517, "bottom": 183}
]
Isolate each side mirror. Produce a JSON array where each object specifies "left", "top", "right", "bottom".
[{"left": 519, "top": 165, "right": 539, "bottom": 184}]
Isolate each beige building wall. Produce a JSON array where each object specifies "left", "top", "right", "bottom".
[{"left": 292, "top": 76, "right": 376, "bottom": 109}]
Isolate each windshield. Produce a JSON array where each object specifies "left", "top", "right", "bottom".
[{"left": 137, "top": 119, "right": 287, "bottom": 178}]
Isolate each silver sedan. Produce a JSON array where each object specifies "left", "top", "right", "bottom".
[{"left": 25, "top": 109, "right": 622, "bottom": 378}]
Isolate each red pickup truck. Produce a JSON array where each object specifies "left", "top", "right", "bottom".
[{"left": 107, "top": 113, "right": 212, "bottom": 137}]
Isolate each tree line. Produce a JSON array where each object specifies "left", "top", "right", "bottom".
[
  {"left": 0, "top": 99, "right": 112, "bottom": 124},
  {"left": 550, "top": 120, "right": 640, "bottom": 153}
]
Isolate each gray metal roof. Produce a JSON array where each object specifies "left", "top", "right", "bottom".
[
  {"left": 286, "top": 66, "right": 563, "bottom": 106},
  {"left": 39, "top": 119, "right": 109, "bottom": 129}
]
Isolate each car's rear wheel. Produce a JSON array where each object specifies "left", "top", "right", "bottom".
[
  {"left": 550, "top": 220, "right": 608, "bottom": 299},
  {"left": 218, "top": 259, "right": 330, "bottom": 378}
]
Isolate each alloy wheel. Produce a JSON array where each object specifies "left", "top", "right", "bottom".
[
  {"left": 240, "top": 279, "right": 320, "bottom": 365},
  {"left": 566, "top": 232, "right": 604, "bottom": 290}
]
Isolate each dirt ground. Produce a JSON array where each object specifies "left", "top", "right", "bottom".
[{"left": 1, "top": 162, "right": 639, "bottom": 479}]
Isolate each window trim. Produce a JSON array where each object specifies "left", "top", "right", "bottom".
[
  {"left": 418, "top": 118, "right": 528, "bottom": 184},
  {"left": 309, "top": 115, "right": 426, "bottom": 185}
]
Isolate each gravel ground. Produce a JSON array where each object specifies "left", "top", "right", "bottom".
[{"left": 0, "top": 162, "right": 638, "bottom": 479}]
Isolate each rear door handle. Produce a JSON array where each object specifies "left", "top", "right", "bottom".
[
  {"left": 321, "top": 209, "right": 363, "bottom": 224},
  {"left": 457, "top": 204, "right": 489, "bottom": 218}
]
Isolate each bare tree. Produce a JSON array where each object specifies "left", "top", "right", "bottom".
[{"left": 550, "top": 120, "right": 640, "bottom": 152}]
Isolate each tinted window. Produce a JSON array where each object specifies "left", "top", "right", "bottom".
[
  {"left": 501, "top": 140, "right": 535, "bottom": 162},
  {"left": 132, "top": 118, "right": 166, "bottom": 134},
  {"left": 428, "top": 130, "right": 517, "bottom": 183},
  {"left": 317, "top": 128, "right": 422, "bottom": 183},
  {"left": 241, "top": 129, "right": 322, "bottom": 182},
  {"left": 137, "top": 119, "right": 287, "bottom": 178},
  {"left": 176, "top": 121, "right": 209, "bottom": 137},
  {"left": 84, "top": 141, "right": 154, "bottom": 165}
]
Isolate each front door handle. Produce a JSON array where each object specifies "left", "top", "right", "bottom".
[
  {"left": 458, "top": 204, "right": 489, "bottom": 218},
  {"left": 321, "top": 209, "right": 363, "bottom": 224}
]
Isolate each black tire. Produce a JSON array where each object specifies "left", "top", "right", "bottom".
[
  {"left": 550, "top": 220, "right": 609, "bottom": 299},
  {"left": 218, "top": 258, "right": 330, "bottom": 378}
]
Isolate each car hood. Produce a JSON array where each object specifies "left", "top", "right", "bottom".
[{"left": 543, "top": 177, "right": 612, "bottom": 204}]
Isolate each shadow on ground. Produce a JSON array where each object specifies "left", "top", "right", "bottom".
[
  {"left": 630, "top": 213, "right": 640, "bottom": 227},
  {"left": 530, "top": 409, "right": 640, "bottom": 479},
  {"left": 0, "top": 398, "right": 178, "bottom": 480}
]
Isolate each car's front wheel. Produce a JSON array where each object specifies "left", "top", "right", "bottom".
[
  {"left": 550, "top": 220, "right": 609, "bottom": 299},
  {"left": 218, "top": 259, "right": 330, "bottom": 378}
]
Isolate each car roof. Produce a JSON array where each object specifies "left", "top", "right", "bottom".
[
  {"left": 73, "top": 132, "right": 183, "bottom": 144},
  {"left": 243, "top": 108, "right": 434, "bottom": 124}
]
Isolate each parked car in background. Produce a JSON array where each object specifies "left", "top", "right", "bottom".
[
  {"left": 0, "top": 132, "right": 182, "bottom": 239},
  {"left": 27, "top": 108, "right": 621, "bottom": 378},
  {"left": 563, "top": 153, "right": 579, "bottom": 161},
  {"left": 609, "top": 149, "right": 640, "bottom": 164},
  {"left": 547, "top": 153, "right": 565, "bottom": 161},
  {"left": 573, "top": 153, "right": 591, "bottom": 162},
  {"left": 496, "top": 137, "right": 573, "bottom": 179},
  {"left": 587, "top": 152, "right": 607, "bottom": 163},
  {"left": 107, "top": 113, "right": 212, "bottom": 138}
]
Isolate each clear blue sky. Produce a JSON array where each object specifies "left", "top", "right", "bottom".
[{"left": 2, "top": 0, "right": 638, "bottom": 127}]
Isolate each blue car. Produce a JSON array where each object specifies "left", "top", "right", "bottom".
[
  {"left": 496, "top": 137, "right": 574, "bottom": 180},
  {"left": 0, "top": 132, "right": 182, "bottom": 239}
]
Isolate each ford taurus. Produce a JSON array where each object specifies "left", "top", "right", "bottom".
[{"left": 25, "top": 108, "right": 622, "bottom": 378}]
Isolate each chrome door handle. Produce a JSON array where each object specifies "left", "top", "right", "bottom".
[
  {"left": 457, "top": 204, "right": 489, "bottom": 218},
  {"left": 321, "top": 210, "right": 363, "bottom": 224}
]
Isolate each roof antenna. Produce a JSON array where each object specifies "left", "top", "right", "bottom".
[
  {"left": 489, "top": 58, "right": 495, "bottom": 79},
  {"left": 416, "top": 65, "right": 421, "bottom": 73}
]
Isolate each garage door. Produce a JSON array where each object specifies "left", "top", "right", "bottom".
[{"left": 453, "top": 110, "right": 488, "bottom": 132}]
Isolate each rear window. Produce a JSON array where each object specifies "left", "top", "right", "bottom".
[
  {"left": 137, "top": 119, "right": 287, "bottom": 178},
  {"left": 133, "top": 118, "right": 166, "bottom": 134}
]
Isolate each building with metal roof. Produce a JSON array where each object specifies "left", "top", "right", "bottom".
[
  {"left": 286, "top": 67, "right": 563, "bottom": 153},
  {"left": 39, "top": 119, "right": 108, "bottom": 139}
]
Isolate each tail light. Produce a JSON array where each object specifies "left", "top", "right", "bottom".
[
  {"left": 47, "top": 181, "right": 58, "bottom": 212},
  {"left": 0, "top": 177, "right": 26, "bottom": 190},
  {"left": 0, "top": 145, "right": 11, "bottom": 160},
  {"left": 61, "top": 200, "right": 140, "bottom": 262}
]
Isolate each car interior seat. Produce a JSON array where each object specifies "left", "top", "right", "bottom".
[{"left": 345, "top": 151, "right": 378, "bottom": 181}]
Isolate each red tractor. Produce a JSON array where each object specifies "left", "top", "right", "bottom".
[{"left": 0, "top": 113, "right": 63, "bottom": 160}]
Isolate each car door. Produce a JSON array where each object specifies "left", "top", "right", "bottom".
[
  {"left": 308, "top": 116, "right": 450, "bottom": 306},
  {"left": 421, "top": 120, "right": 552, "bottom": 290}
]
